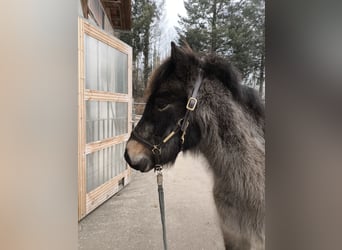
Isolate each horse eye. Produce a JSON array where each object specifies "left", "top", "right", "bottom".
[{"left": 156, "top": 102, "right": 170, "bottom": 111}]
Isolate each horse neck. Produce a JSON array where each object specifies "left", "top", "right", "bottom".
[{"left": 194, "top": 88, "right": 265, "bottom": 177}]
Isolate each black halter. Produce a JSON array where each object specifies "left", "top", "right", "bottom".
[{"left": 131, "top": 69, "right": 203, "bottom": 166}]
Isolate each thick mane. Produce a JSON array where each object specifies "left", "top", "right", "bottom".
[{"left": 203, "top": 54, "right": 265, "bottom": 124}]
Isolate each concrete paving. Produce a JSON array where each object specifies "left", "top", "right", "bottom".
[{"left": 79, "top": 153, "right": 225, "bottom": 250}]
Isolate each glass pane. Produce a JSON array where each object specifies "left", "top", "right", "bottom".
[
  {"left": 85, "top": 35, "right": 98, "bottom": 90},
  {"left": 85, "top": 35, "right": 128, "bottom": 94},
  {"left": 86, "top": 142, "right": 127, "bottom": 192},
  {"left": 86, "top": 101, "right": 128, "bottom": 143}
]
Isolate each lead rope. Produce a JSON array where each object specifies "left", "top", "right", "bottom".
[
  {"left": 155, "top": 165, "right": 167, "bottom": 250},
  {"left": 131, "top": 69, "right": 204, "bottom": 250}
]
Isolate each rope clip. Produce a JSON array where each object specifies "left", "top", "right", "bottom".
[
  {"left": 155, "top": 165, "right": 163, "bottom": 185},
  {"left": 154, "top": 165, "right": 163, "bottom": 174}
]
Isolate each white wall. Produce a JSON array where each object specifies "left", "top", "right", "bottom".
[{"left": 0, "top": 1, "right": 79, "bottom": 249}]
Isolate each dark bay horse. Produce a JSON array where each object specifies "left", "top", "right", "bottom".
[{"left": 124, "top": 42, "right": 265, "bottom": 250}]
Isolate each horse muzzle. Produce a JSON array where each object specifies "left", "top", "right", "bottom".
[{"left": 124, "top": 140, "right": 154, "bottom": 172}]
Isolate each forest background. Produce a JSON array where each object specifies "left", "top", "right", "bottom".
[{"left": 118, "top": 0, "right": 265, "bottom": 101}]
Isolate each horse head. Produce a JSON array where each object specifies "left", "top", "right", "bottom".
[{"left": 124, "top": 42, "right": 202, "bottom": 172}]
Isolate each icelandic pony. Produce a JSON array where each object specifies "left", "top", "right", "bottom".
[{"left": 124, "top": 42, "right": 265, "bottom": 250}]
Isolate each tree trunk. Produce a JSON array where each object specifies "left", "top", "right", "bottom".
[
  {"left": 210, "top": 0, "right": 217, "bottom": 52},
  {"left": 143, "top": 28, "right": 150, "bottom": 87},
  {"left": 258, "top": 52, "right": 265, "bottom": 98}
]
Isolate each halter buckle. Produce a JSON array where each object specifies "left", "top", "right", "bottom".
[{"left": 186, "top": 97, "right": 197, "bottom": 111}]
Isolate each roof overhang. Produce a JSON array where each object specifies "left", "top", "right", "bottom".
[{"left": 101, "top": 0, "right": 132, "bottom": 30}]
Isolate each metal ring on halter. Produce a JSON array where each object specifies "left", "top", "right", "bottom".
[
  {"left": 177, "top": 118, "right": 184, "bottom": 127},
  {"left": 152, "top": 145, "right": 161, "bottom": 155}
]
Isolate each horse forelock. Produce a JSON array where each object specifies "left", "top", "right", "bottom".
[
  {"left": 144, "top": 44, "right": 201, "bottom": 100},
  {"left": 144, "top": 58, "right": 174, "bottom": 100}
]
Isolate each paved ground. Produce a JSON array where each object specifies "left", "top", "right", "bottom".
[{"left": 79, "top": 153, "right": 224, "bottom": 250}]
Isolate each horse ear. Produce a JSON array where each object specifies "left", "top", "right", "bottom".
[{"left": 170, "top": 41, "right": 183, "bottom": 62}]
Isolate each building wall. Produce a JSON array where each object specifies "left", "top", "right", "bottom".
[
  {"left": 78, "top": 0, "right": 84, "bottom": 16},
  {"left": 1, "top": 1, "right": 79, "bottom": 249},
  {"left": 84, "top": 0, "right": 115, "bottom": 35}
]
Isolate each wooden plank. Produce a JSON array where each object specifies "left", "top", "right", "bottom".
[
  {"left": 85, "top": 133, "right": 129, "bottom": 154},
  {"left": 78, "top": 17, "right": 87, "bottom": 220},
  {"left": 126, "top": 44, "right": 133, "bottom": 179},
  {"left": 85, "top": 170, "right": 129, "bottom": 214},
  {"left": 83, "top": 21, "right": 131, "bottom": 54},
  {"left": 85, "top": 89, "right": 129, "bottom": 102},
  {"left": 86, "top": 170, "right": 127, "bottom": 199}
]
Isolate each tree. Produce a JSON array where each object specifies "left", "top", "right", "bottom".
[
  {"left": 228, "top": 0, "right": 265, "bottom": 94},
  {"left": 118, "top": 0, "right": 164, "bottom": 98},
  {"left": 178, "top": 0, "right": 265, "bottom": 97},
  {"left": 177, "top": 0, "right": 212, "bottom": 52}
]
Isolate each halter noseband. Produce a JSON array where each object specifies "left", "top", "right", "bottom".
[{"left": 131, "top": 69, "right": 203, "bottom": 166}]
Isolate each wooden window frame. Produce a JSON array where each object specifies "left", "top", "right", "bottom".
[{"left": 78, "top": 17, "right": 132, "bottom": 220}]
